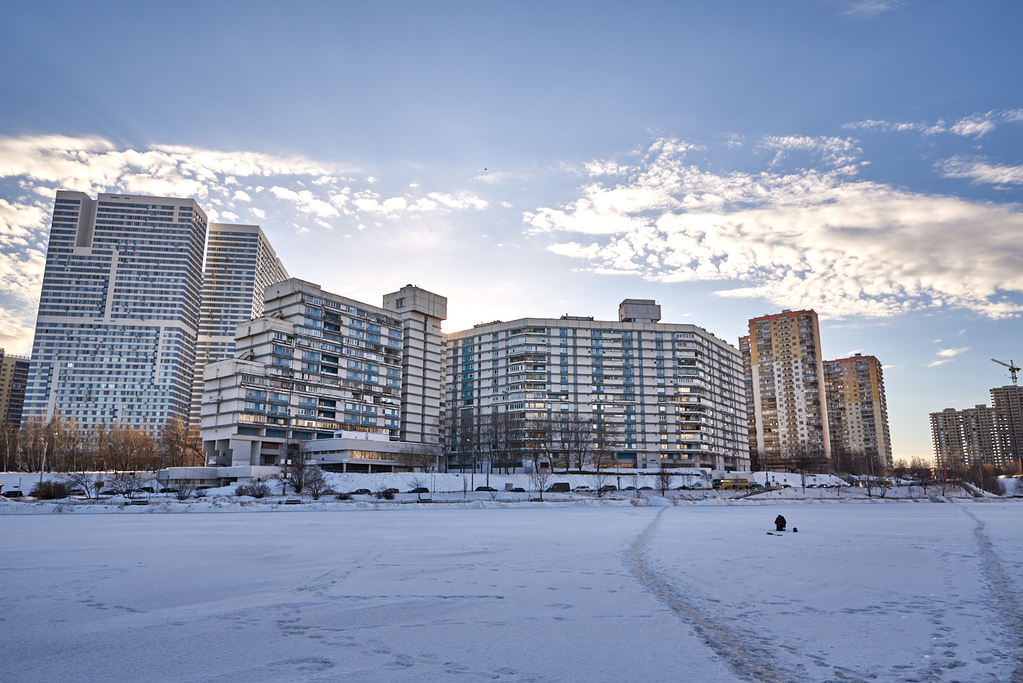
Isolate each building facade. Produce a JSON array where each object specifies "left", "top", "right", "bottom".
[
  {"left": 201, "top": 279, "right": 406, "bottom": 467},
  {"left": 823, "top": 354, "right": 892, "bottom": 470},
  {"left": 381, "top": 285, "right": 447, "bottom": 444},
  {"left": 23, "top": 191, "right": 207, "bottom": 432},
  {"left": 742, "top": 309, "right": 830, "bottom": 469},
  {"left": 0, "top": 349, "right": 30, "bottom": 426},
  {"left": 442, "top": 299, "right": 749, "bottom": 471},
  {"left": 930, "top": 386, "right": 1023, "bottom": 470},
  {"left": 189, "top": 223, "right": 289, "bottom": 425},
  {"left": 991, "top": 386, "right": 1023, "bottom": 468}
]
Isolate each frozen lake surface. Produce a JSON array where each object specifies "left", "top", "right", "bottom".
[{"left": 2, "top": 502, "right": 1022, "bottom": 682}]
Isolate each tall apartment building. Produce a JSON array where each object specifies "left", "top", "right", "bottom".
[
  {"left": 991, "top": 386, "right": 1023, "bottom": 467},
  {"left": 931, "top": 405, "right": 997, "bottom": 468},
  {"left": 0, "top": 349, "right": 30, "bottom": 426},
  {"left": 381, "top": 285, "right": 447, "bottom": 444},
  {"left": 443, "top": 299, "right": 749, "bottom": 471},
  {"left": 23, "top": 191, "right": 207, "bottom": 432},
  {"left": 189, "top": 223, "right": 289, "bottom": 425},
  {"left": 823, "top": 354, "right": 892, "bottom": 469},
  {"left": 930, "top": 386, "right": 1023, "bottom": 469},
  {"left": 201, "top": 279, "right": 405, "bottom": 467},
  {"left": 741, "top": 309, "right": 830, "bottom": 469}
]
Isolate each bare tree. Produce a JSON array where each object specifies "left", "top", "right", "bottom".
[
  {"left": 0, "top": 423, "right": 19, "bottom": 472},
  {"left": 158, "top": 416, "right": 204, "bottom": 468},
  {"left": 910, "top": 457, "right": 932, "bottom": 496},
  {"left": 19, "top": 413, "right": 47, "bottom": 472},
  {"left": 529, "top": 458, "right": 553, "bottom": 500},
  {"left": 305, "top": 466, "right": 330, "bottom": 500},
  {"left": 105, "top": 471, "right": 146, "bottom": 499},
  {"left": 408, "top": 475, "right": 428, "bottom": 501},
  {"left": 277, "top": 441, "right": 310, "bottom": 494},
  {"left": 556, "top": 412, "right": 593, "bottom": 473},
  {"left": 656, "top": 466, "right": 675, "bottom": 496},
  {"left": 65, "top": 471, "right": 103, "bottom": 499},
  {"left": 400, "top": 441, "right": 442, "bottom": 472}
]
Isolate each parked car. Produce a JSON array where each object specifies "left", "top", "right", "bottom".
[
  {"left": 2, "top": 490, "right": 24, "bottom": 498},
  {"left": 475, "top": 486, "right": 497, "bottom": 492},
  {"left": 638, "top": 486, "right": 653, "bottom": 491},
  {"left": 381, "top": 488, "right": 400, "bottom": 495},
  {"left": 574, "top": 486, "right": 591, "bottom": 492},
  {"left": 510, "top": 487, "right": 526, "bottom": 493},
  {"left": 409, "top": 487, "right": 429, "bottom": 494},
  {"left": 598, "top": 485, "right": 617, "bottom": 493},
  {"left": 352, "top": 488, "right": 371, "bottom": 495},
  {"left": 546, "top": 482, "right": 570, "bottom": 493}
]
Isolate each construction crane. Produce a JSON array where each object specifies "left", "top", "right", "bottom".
[{"left": 992, "top": 358, "right": 1020, "bottom": 385}]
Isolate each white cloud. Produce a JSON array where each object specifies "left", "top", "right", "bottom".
[
  {"left": 941, "top": 156, "right": 1023, "bottom": 186},
  {"left": 0, "top": 133, "right": 497, "bottom": 353},
  {"left": 926, "top": 348, "right": 967, "bottom": 367},
  {"left": 845, "top": 109, "right": 1023, "bottom": 139},
  {"left": 843, "top": 0, "right": 903, "bottom": 18},
  {"left": 269, "top": 186, "right": 341, "bottom": 218},
  {"left": 527, "top": 138, "right": 1023, "bottom": 319},
  {"left": 758, "top": 135, "right": 862, "bottom": 167},
  {"left": 427, "top": 192, "right": 489, "bottom": 210}
]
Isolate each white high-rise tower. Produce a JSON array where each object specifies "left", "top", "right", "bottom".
[{"left": 23, "top": 191, "right": 208, "bottom": 432}]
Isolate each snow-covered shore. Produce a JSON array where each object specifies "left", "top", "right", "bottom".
[{"left": 2, "top": 502, "right": 1022, "bottom": 682}]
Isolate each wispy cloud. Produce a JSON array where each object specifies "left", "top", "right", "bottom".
[
  {"left": 525, "top": 138, "right": 1023, "bottom": 320},
  {"left": 844, "top": 109, "right": 1023, "bottom": 138},
  {"left": 928, "top": 348, "right": 969, "bottom": 368},
  {"left": 842, "top": 0, "right": 903, "bottom": 19},
  {"left": 940, "top": 156, "right": 1023, "bottom": 186},
  {"left": 758, "top": 135, "right": 862, "bottom": 168},
  {"left": 0, "top": 134, "right": 493, "bottom": 353}
]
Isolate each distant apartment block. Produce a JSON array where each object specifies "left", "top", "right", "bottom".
[
  {"left": 823, "top": 354, "right": 892, "bottom": 470},
  {"left": 443, "top": 299, "right": 749, "bottom": 471},
  {"left": 741, "top": 309, "right": 830, "bottom": 469},
  {"left": 0, "top": 349, "right": 30, "bottom": 427},
  {"left": 189, "top": 223, "right": 289, "bottom": 425},
  {"left": 991, "top": 386, "right": 1023, "bottom": 467},
  {"left": 23, "top": 191, "right": 208, "bottom": 432},
  {"left": 934, "top": 385, "right": 1023, "bottom": 469}
]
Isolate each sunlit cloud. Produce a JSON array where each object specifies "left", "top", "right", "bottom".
[{"left": 525, "top": 138, "right": 1023, "bottom": 320}]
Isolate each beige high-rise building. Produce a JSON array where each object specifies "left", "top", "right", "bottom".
[
  {"left": 382, "top": 285, "right": 447, "bottom": 444},
  {"left": 742, "top": 309, "right": 830, "bottom": 469},
  {"left": 823, "top": 354, "right": 892, "bottom": 470},
  {"left": 0, "top": 349, "right": 31, "bottom": 427}
]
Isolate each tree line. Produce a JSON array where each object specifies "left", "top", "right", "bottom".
[
  {"left": 0, "top": 414, "right": 204, "bottom": 473},
  {"left": 439, "top": 409, "right": 622, "bottom": 474}
]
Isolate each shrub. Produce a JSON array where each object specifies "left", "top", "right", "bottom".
[
  {"left": 30, "top": 481, "right": 69, "bottom": 500},
  {"left": 236, "top": 482, "right": 272, "bottom": 498},
  {"left": 175, "top": 486, "right": 194, "bottom": 501},
  {"left": 193, "top": 487, "right": 208, "bottom": 499},
  {"left": 375, "top": 489, "right": 394, "bottom": 500},
  {"left": 336, "top": 492, "right": 351, "bottom": 501}
]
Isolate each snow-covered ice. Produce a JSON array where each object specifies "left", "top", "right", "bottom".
[{"left": 2, "top": 501, "right": 1022, "bottom": 682}]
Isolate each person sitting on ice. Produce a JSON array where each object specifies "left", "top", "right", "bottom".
[{"left": 774, "top": 515, "right": 786, "bottom": 532}]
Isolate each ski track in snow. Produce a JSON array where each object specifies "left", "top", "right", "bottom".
[
  {"left": 962, "top": 507, "right": 1023, "bottom": 683},
  {"left": 627, "top": 508, "right": 787, "bottom": 683}
]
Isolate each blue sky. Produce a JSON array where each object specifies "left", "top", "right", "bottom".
[{"left": 2, "top": 0, "right": 1022, "bottom": 463}]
